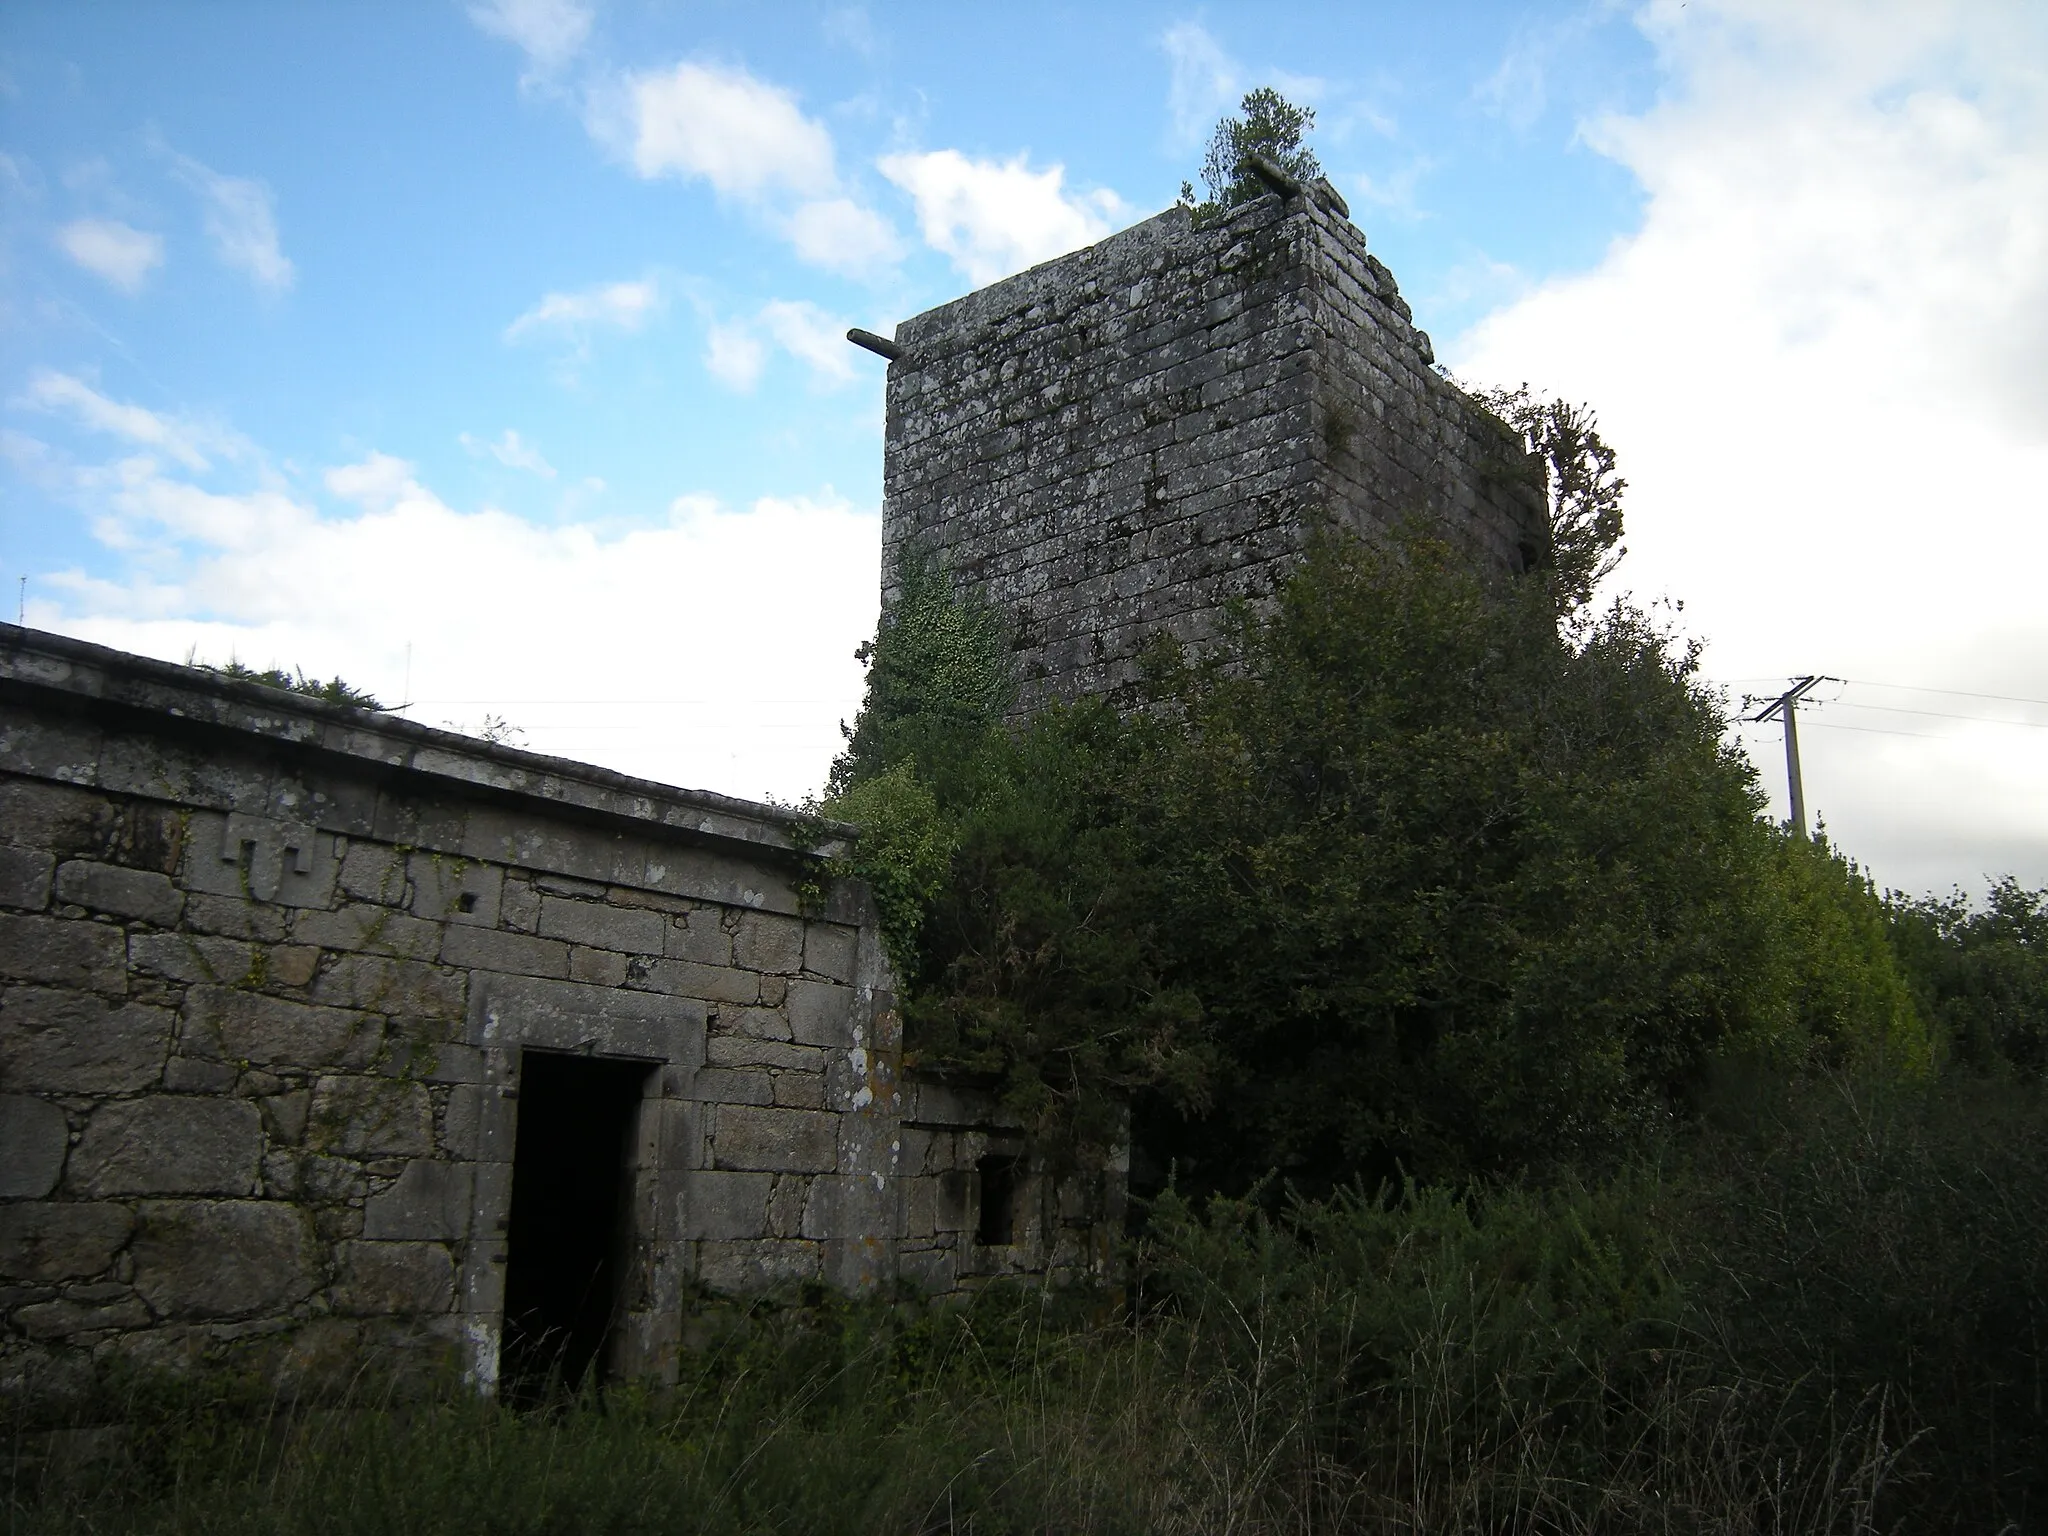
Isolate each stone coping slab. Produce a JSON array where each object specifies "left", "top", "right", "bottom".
[{"left": 0, "top": 624, "right": 854, "bottom": 863}]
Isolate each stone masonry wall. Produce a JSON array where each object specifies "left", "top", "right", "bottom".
[
  {"left": 878, "top": 191, "right": 1547, "bottom": 710},
  {"left": 893, "top": 1076, "right": 1125, "bottom": 1294},
  {"left": 0, "top": 627, "right": 1119, "bottom": 1400}
]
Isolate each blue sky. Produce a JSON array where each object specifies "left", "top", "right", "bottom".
[
  {"left": 4, "top": 1, "right": 2046, "bottom": 897},
  {"left": 2, "top": 0, "right": 1653, "bottom": 551}
]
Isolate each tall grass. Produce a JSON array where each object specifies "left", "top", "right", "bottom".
[
  {"left": 3, "top": 1299, "right": 1897, "bottom": 1535},
  {"left": 9, "top": 1071, "right": 2043, "bottom": 1534}
]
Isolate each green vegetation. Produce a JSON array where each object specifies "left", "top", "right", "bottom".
[
  {"left": 775, "top": 374, "right": 2045, "bottom": 1523},
  {"left": 194, "top": 655, "right": 384, "bottom": 711},
  {"left": 12, "top": 518, "right": 2046, "bottom": 1536},
  {"left": 1180, "top": 86, "right": 1323, "bottom": 223},
  {"left": 1473, "top": 384, "right": 1628, "bottom": 614},
  {"left": 823, "top": 526, "right": 1937, "bottom": 1192},
  {"left": 1888, "top": 875, "right": 2048, "bottom": 1074},
  {"left": 13, "top": 1083, "right": 2045, "bottom": 1531},
  {"left": 15, "top": 226, "right": 2036, "bottom": 1520},
  {"left": 18, "top": 376, "right": 2020, "bottom": 1530}
]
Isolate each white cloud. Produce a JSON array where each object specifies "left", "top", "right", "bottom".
[
  {"left": 467, "top": 0, "right": 592, "bottom": 75},
  {"left": 701, "top": 299, "right": 859, "bottom": 392},
  {"left": 1159, "top": 22, "right": 1327, "bottom": 152},
  {"left": 617, "top": 61, "right": 836, "bottom": 199},
  {"left": 822, "top": 7, "right": 879, "bottom": 59},
  {"left": 459, "top": 428, "right": 556, "bottom": 478},
  {"left": 783, "top": 196, "right": 904, "bottom": 276},
  {"left": 323, "top": 450, "right": 423, "bottom": 512},
  {"left": 1475, "top": 18, "right": 1569, "bottom": 130},
  {"left": 0, "top": 150, "right": 38, "bottom": 199},
  {"left": 54, "top": 218, "right": 164, "bottom": 293},
  {"left": 758, "top": 300, "right": 857, "bottom": 386},
  {"left": 17, "top": 371, "right": 238, "bottom": 471},
  {"left": 1162, "top": 21, "right": 1240, "bottom": 147},
  {"left": 0, "top": 428, "right": 61, "bottom": 483},
  {"left": 71, "top": 455, "right": 307, "bottom": 559},
  {"left": 878, "top": 150, "right": 1124, "bottom": 286},
  {"left": 1453, "top": 0, "right": 2048, "bottom": 896},
  {"left": 1338, "top": 154, "right": 1436, "bottom": 220},
  {"left": 597, "top": 59, "right": 902, "bottom": 277},
  {"left": 30, "top": 438, "right": 879, "bottom": 802},
  {"left": 1417, "top": 252, "right": 1526, "bottom": 318},
  {"left": 704, "top": 319, "right": 767, "bottom": 391},
  {"left": 505, "top": 277, "right": 662, "bottom": 342},
  {"left": 158, "top": 144, "right": 294, "bottom": 292}
]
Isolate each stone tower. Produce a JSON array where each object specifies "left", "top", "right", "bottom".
[{"left": 868, "top": 174, "right": 1549, "bottom": 711}]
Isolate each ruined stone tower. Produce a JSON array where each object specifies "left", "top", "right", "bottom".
[{"left": 871, "top": 177, "right": 1548, "bottom": 711}]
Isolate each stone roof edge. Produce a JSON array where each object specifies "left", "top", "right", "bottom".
[
  {"left": 0, "top": 623, "right": 857, "bottom": 859},
  {"left": 893, "top": 199, "right": 1283, "bottom": 346},
  {"left": 890, "top": 187, "right": 1392, "bottom": 356}
]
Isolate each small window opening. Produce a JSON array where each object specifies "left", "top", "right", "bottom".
[
  {"left": 457, "top": 891, "right": 478, "bottom": 913},
  {"left": 500, "top": 1050, "right": 651, "bottom": 1404},
  {"left": 976, "top": 1153, "right": 1021, "bottom": 1247}
]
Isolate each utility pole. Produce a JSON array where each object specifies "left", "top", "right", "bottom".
[{"left": 1746, "top": 676, "right": 1830, "bottom": 838}]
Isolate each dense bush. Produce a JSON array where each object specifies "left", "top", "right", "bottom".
[
  {"left": 1129, "top": 536, "right": 1791, "bottom": 1189},
  {"left": 1686, "top": 1067, "right": 2048, "bottom": 1528},
  {"left": 825, "top": 530, "right": 1929, "bottom": 1191},
  {"left": 1887, "top": 876, "right": 2048, "bottom": 1074}
]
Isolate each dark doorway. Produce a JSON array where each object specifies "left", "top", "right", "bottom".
[
  {"left": 976, "top": 1153, "right": 1021, "bottom": 1247},
  {"left": 500, "top": 1050, "right": 651, "bottom": 1402}
]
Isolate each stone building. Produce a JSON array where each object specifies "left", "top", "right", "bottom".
[
  {"left": 4, "top": 180, "right": 1529, "bottom": 1398},
  {"left": 873, "top": 172, "right": 1548, "bottom": 709},
  {"left": 0, "top": 630, "right": 1117, "bottom": 1396}
]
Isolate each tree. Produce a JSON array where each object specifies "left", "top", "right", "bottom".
[
  {"left": 828, "top": 528, "right": 1932, "bottom": 1185},
  {"left": 1475, "top": 384, "right": 1627, "bottom": 614},
  {"left": 898, "top": 699, "right": 1208, "bottom": 1155},
  {"left": 823, "top": 554, "right": 1200, "bottom": 1148},
  {"left": 1889, "top": 877, "right": 2048, "bottom": 1074},
  {"left": 1180, "top": 88, "right": 1322, "bottom": 223},
  {"left": 827, "top": 427, "right": 1929, "bottom": 1191},
  {"left": 1128, "top": 534, "right": 1793, "bottom": 1190}
]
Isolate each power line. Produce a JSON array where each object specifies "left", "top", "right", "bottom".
[
  {"left": 1713, "top": 677, "right": 2048, "bottom": 710},
  {"left": 1799, "top": 720, "right": 1947, "bottom": 741},
  {"left": 1841, "top": 678, "right": 2048, "bottom": 709},
  {"left": 1822, "top": 700, "right": 2048, "bottom": 730},
  {"left": 1728, "top": 718, "right": 1930, "bottom": 739},
  {"left": 1736, "top": 708, "right": 2039, "bottom": 741}
]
